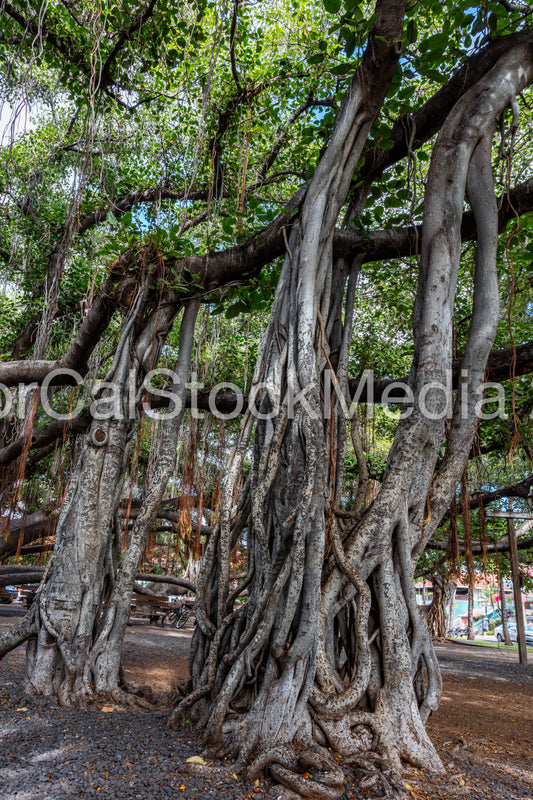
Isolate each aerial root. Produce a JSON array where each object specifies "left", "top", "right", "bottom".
[
  {"left": 166, "top": 681, "right": 213, "bottom": 729},
  {"left": 172, "top": 679, "right": 193, "bottom": 701},
  {"left": 0, "top": 605, "right": 37, "bottom": 659}
]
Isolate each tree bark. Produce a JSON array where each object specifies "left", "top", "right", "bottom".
[
  {"left": 0, "top": 260, "right": 198, "bottom": 703},
  {"left": 171, "top": 32, "right": 533, "bottom": 799}
]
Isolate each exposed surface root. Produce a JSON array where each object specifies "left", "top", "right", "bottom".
[
  {"left": 269, "top": 764, "right": 344, "bottom": 800},
  {"left": 265, "top": 788, "right": 302, "bottom": 800},
  {"left": 108, "top": 686, "right": 157, "bottom": 710},
  {"left": 177, "top": 760, "right": 233, "bottom": 778},
  {"left": 247, "top": 745, "right": 298, "bottom": 781},
  {"left": 53, "top": 681, "right": 158, "bottom": 710},
  {"left": 345, "top": 753, "right": 408, "bottom": 799},
  {"left": 249, "top": 745, "right": 345, "bottom": 800}
]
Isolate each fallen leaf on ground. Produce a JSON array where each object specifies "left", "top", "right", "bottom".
[{"left": 186, "top": 755, "right": 208, "bottom": 765}]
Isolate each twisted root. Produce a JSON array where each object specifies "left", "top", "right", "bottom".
[
  {"left": 108, "top": 686, "right": 157, "bottom": 710},
  {"left": 345, "top": 753, "right": 408, "bottom": 799},
  {"left": 269, "top": 764, "right": 344, "bottom": 800},
  {"left": 248, "top": 745, "right": 345, "bottom": 800}
]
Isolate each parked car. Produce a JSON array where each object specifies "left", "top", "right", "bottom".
[{"left": 494, "top": 616, "right": 533, "bottom": 645}]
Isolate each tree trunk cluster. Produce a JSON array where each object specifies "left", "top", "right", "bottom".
[{"left": 1, "top": 6, "right": 533, "bottom": 800}]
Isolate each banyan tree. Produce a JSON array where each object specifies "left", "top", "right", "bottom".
[{"left": 1, "top": 0, "right": 533, "bottom": 797}]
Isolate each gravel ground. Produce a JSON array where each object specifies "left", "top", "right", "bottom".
[
  {"left": 0, "top": 613, "right": 258, "bottom": 800},
  {"left": 1, "top": 609, "right": 532, "bottom": 800}
]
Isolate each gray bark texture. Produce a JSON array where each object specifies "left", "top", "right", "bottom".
[
  {"left": 170, "top": 29, "right": 533, "bottom": 800},
  {"left": 0, "top": 257, "right": 199, "bottom": 704},
  {"left": 1, "top": 13, "right": 532, "bottom": 800}
]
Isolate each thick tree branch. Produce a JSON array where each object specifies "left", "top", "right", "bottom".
[
  {"left": 0, "top": 280, "right": 115, "bottom": 387},
  {"left": 352, "top": 30, "right": 533, "bottom": 197},
  {"left": 76, "top": 185, "right": 213, "bottom": 236},
  {"left": 467, "top": 474, "right": 533, "bottom": 512},
  {"left": 99, "top": 0, "right": 158, "bottom": 88},
  {"left": 0, "top": 564, "right": 198, "bottom": 592},
  {"left": 336, "top": 175, "right": 533, "bottom": 263},
  {"left": 0, "top": 512, "right": 58, "bottom": 560},
  {"left": 1, "top": 338, "right": 532, "bottom": 472},
  {"left": 427, "top": 532, "right": 533, "bottom": 554}
]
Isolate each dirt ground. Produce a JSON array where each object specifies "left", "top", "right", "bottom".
[
  {"left": 408, "top": 641, "right": 533, "bottom": 800},
  {"left": 0, "top": 608, "right": 532, "bottom": 799}
]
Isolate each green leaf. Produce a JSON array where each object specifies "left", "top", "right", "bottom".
[
  {"left": 421, "top": 32, "right": 448, "bottom": 55},
  {"left": 330, "top": 63, "right": 353, "bottom": 76},
  {"left": 405, "top": 19, "right": 417, "bottom": 44},
  {"left": 225, "top": 300, "right": 248, "bottom": 319},
  {"left": 323, "top": 0, "right": 342, "bottom": 15}
]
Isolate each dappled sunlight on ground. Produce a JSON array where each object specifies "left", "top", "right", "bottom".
[{"left": 1, "top": 610, "right": 532, "bottom": 798}]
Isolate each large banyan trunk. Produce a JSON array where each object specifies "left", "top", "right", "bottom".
[
  {"left": 172, "top": 27, "right": 533, "bottom": 800},
  {"left": 0, "top": 253, "right": 200, "bottom": 704}
]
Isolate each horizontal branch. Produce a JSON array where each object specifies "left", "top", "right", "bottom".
[
  {"left": 0, "top": 280, "right": 115, "bottom": 387},
  {"left": 427, "top": 533, "right": 533, "bottom": 555},
  {"left": 0, "top": 512, "right": 58, "bottom": 560},
  {"left": 335, "top": 175, "right": 533, "bottom": 263},
  {"left": 4, "top": 168, "right": 532, "bottom": 391},
  {"left": 0, "top": 564, "right": 197, "bottom": 592},
  {"left": 0, "top": 410, "right": 92, "bottom": 467},
  {"left": 1, "top": 337, "right": 532, "bottom": 473},
  {"left": 354, "top": 30, "right": 533, "bottom": 191},
  {"left": 76, "top": 186, "right": 214, "bottom": 236},
  {"left": 468, "top": 474, "right": 533, "bottom": 512},
  {"left": 0, "top": 502, "right": 211, "bottom": 560}
]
